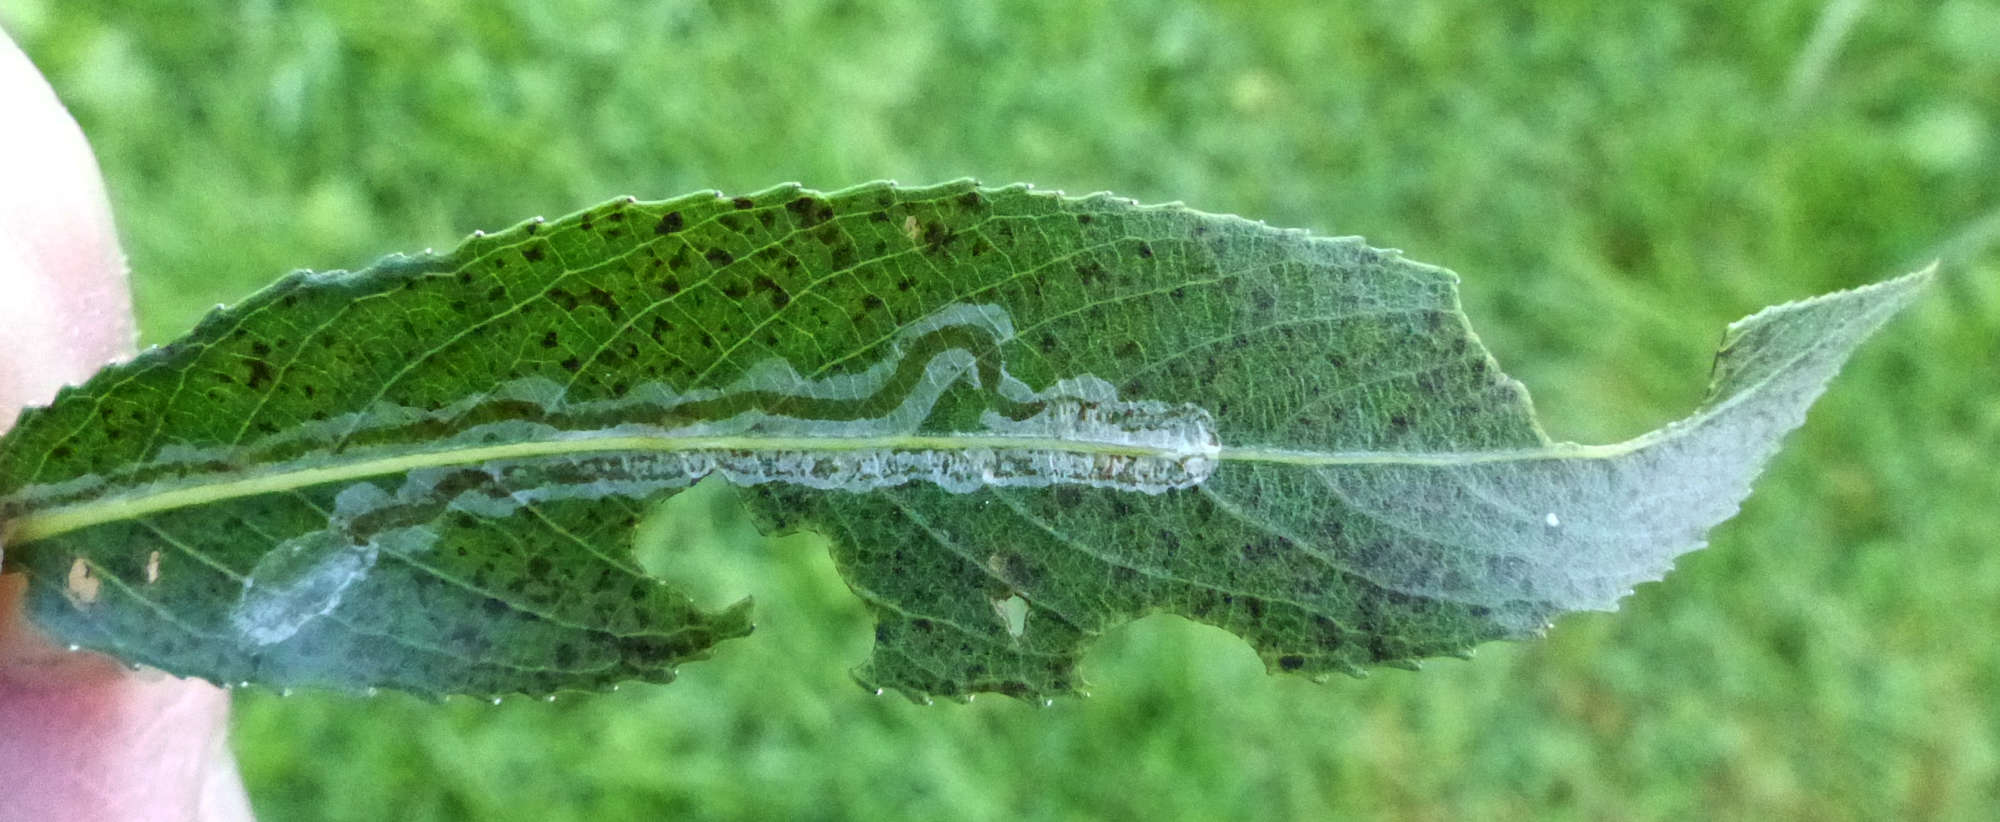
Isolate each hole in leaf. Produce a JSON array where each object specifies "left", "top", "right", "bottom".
[
  {"left": 630, "top": 477, "right": 873, "bottom": 689},
  {"left": 632, "top": 476, "right": 760, "bottom": 612}
]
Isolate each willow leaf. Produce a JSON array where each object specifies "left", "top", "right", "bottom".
[{"left": 0, "top": 181, "right": 1927, "bottom": 700}]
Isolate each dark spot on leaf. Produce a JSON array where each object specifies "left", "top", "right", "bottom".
[
  {"left": 654, "top": 211, "right": 684, "bottom": 235},
  {"left": 585, "top": 287, "right": 620, "bottom": 318},
  {"left": 245, "top": 359, "right": 275, "bottom": 390},
  {"left": 560, "top": 357, "right": 582, "bottom": 372},
  {"left": 705, "top": 248, "right": 735, "bottom": 267},
  {"left": 754, "top": 275, "right": 790, "bottom": 308},
  {"left": 787, "top": 196, "right": 833, "bottom": 228},
  {"left": 524, "top": 245, "right": 545, "bottom": 263},
  {"left": 921, "top": 221, "right": 954, "bottom": 253},
  {"left": 647, "top": 316, "right": 675, "bottom": 341}
]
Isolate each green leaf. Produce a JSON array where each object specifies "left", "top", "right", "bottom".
[{"left": 0, "top": 181, "right": 1928, "bottom": 700}]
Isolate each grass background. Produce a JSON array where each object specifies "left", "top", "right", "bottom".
[{"left": 7, "top": 1, "right": 1998, "bottom": 818}]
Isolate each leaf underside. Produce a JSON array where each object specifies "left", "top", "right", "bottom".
[{"left": 0, "top": 181, "right": 1928, "bottom": 700}]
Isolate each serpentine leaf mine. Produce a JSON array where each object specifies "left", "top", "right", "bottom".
[{"left": 0, "top": 181, "right": 1928, "bottom": 700}]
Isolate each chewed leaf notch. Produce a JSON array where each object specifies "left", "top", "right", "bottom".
[{"left": 0, "top": 181, "right": 1928, "bottom": 700}]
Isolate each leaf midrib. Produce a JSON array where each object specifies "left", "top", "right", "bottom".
[{"left": 0, "top": 430, "right": 1654, "bottom": 546}]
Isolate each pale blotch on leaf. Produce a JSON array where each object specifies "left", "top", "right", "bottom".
[
  {"left": 228, "top": 530, "right": 385, "bottom": 646},
  {"left": 64, "top": 557, "right": 99, "bottom": 605},
  {"left": 994, "top": 594, "right": 1029, "bottom": 639}
]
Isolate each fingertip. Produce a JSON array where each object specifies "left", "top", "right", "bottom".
[{"left": 0, "top": 30, "right": 137, "bottom": 423}]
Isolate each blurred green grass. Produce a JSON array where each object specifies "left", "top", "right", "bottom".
[{"left": 7, "top": 1, "right": 1998, "bottom": 818}]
